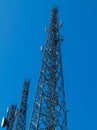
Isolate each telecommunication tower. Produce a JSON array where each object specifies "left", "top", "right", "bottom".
[
  {"left": 28, "top": 7, "right": 68, "bottom": 130},
  {"left": 1, "top": 104, "right": 17, "bottom": 130},
  {"left": 1, "top": 80, "right": 30, "bottom": 130},
  {"left": 14, "top": 79, "right": 30, "bottom": 130}
]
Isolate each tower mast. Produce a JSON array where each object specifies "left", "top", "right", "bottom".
[
  {"left": 28, "top": 7, "right": 68, "bottom": 130},
  {"left": 15, "top": 79, "right": 30, "bottom": 130},
  {"left": 1, "top": 104, "right": 17, "bottom": 130}
]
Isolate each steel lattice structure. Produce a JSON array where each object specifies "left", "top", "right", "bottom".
[
  {"left": 15, "top": 79, "right": 30, "bottom": 130},
  {"left": 1, "top": 104, "right": 16, "bottom": 130},
  {"left": 28, "top": 7, "right": 68, "bottom": 130},
  {"left": 6, "top": 104, "right": 17, "bottom": 130}
]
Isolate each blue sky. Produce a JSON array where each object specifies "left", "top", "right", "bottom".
[{"left": 0, "top": 0, "right": 97, "bottom": 130}]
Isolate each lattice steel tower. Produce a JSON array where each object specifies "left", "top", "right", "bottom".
[
  {"left": 1, "top": 104, "right": 17, "bottom": 130},
  {"left": 29, "top": 7, "right": 68, "bottom": 130},
  {"left": 6, "top": 104, "right": 17, "bottom": 130},
  {"left": 15, "top": 79, "right": 30, "bottom": 130}
]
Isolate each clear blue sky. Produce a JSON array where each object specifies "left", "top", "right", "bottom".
[{"left": 0, "top": 0, "right": 97, "bottom": 130}]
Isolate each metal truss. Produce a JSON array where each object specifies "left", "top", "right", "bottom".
[
  {"left": 1, "top": 104, "right": 17, "bottom": 130},
  {"left": 15, "top": 79, "right": 30, "bottom": 130},
  {"left": 6, "top": 104, "right": 16, "bottom": 130},
  {"left": 28, "top": 7, "right": 68, "bottom": 130}
]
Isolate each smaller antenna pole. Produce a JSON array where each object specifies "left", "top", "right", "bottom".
[
  {"left": 1, "top": 104, "right": 17, "bottom": 130},
  {"left": 15, "top": 79, "right": 30, "bottom": 130}
]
